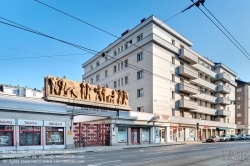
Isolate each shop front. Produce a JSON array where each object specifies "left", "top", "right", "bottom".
[{"left": 0, "top": 119, "right": 15, "bottom": 150}]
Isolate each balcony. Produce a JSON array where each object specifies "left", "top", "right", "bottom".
[
  {"left": 217, "top": 85, "right": 231, "bottom": 94},
  {"left": 191, "top": 93, "right": 217, "bottom": 103},
  {"left": 216, "top": 97, "right": 231, "bottom": 105},
  {"left": 216, "top": 110, "right": 231, "bottom": 117},
  {"left": 178, "top": 66, "right": 198, "bottom": 79},
  {"left": 190, "top": 78, "right": 217, "bottom": 91},
  {"left": 216, "top": 73, "right": 231, "bottom": 83},
  {"left": 191, "top": 106, "right": 217, "bottom": 116},
  {"left": 170, "top": 116, "right": 236, "bottom": 129},
  {"left": 192, "top": 63, "right": 217, "bottom": 79},
  {"left": 179, "top": 48, "right": 198, "bottom": 64},
  {"left": 179, "top": 99, "right": 198, "bottom": 110},
  {"left": 179, "top": 82, "right": 199, "bottom": 94}
]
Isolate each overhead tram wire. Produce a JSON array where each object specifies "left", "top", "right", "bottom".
[
  {"left": 0, "top": 17, "right": 242, "bottom": 99},
  {"left": 190, "top": 0, "right": 250, "bottom": 61},
  {"left": 201, "top": 4, "right": 250, "bottom": 58},
  {"left": 34, "top": 0, "right": 207, "bottom": 82}
]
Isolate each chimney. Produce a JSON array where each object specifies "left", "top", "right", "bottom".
[
  {"left": 121, "top": 29, "right": 130, "bottom": 36},
  {"left": 141, "top": 18, "right": 146, "bottom": 23}
]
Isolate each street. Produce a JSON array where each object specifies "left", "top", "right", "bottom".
[{"left": 1, "top": 141, "right": 250, "bottom": 166}]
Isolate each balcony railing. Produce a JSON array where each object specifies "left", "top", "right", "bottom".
[
  {"left": 179, "top": 99, "right": 198, "bottom": 110},
  {"left": 190, "top": 78, "right": 217, "bottom": 91},
  {"left": 191, "top": 106, "right": 217, "bottom": 116},
  {"left": 217, "top": 85, "right": 231, "bottom": 94},
  {"left": 178, "top": 66, "right": 198, "bottom": 79},
  {"left": 216, "top": 97, "right": 231, "bottom": 105},
  {"left": 191, "top": 93, "right": 217, "bottom": 103},
  {"left": 179, "top": 82, "right": 199, "bottom": 94},
  {"left": 179, "top": 48, "right": 198, "bottom": 64},
  {"left": 216, "top": 110, "right": 231, "bottom": 117},
  {"left": 192, "top": 63, "right": 217, "bottom": 79},
  {"left": 216, "top": 73, "right": 231, "bottom": 83}
]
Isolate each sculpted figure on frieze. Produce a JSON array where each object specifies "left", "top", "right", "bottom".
[
  {"left": 48, "top": 77, "right": 60, "bottom": 95},
  {"left": 86, "top": 81, "right": 92, "bottom": 100},
  {"left": 110, "top": 90, "right": 116, "bottom": 104},
  {"left": 58, "top": 76, "right": 67, "bottom": 96},
  {"left": 80, "top": 80, "right": 86, "bottom": 99},
  {"left": 101, "top": 85, "right": 107, "bottom": 102},
  {"left": 116, "top": 89, "right": 122, "bottom": 104},
  {"left": 94, "top": 84, "right": 102, "bottom": 102},
  {"left": 122, "top": 90, "right": 128, "bottom": 105}
]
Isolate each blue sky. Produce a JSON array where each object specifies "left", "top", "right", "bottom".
[{"left": 0, "top": 0, "right": 250, "bottom": 90}]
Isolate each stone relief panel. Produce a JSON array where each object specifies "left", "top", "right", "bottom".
[{"left": 45, "top": 76, "right": 129, "bottom": 106}]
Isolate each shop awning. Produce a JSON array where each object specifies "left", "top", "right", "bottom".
[{"left": 217, "top": 127, "right": 229, "bottom": 130}]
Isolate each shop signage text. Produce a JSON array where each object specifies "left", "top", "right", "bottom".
[
  {"left": 18, "top": 120, "right": 43, "bottom": 126},
  {"left": 81, "top": 107, "right": 112, "bottom": 112},
  {"left": 0, "top": 119, "right": 15, "bottom": 125},
  {"left": 44, "top": 121, "right": 66, "bottom": 127},
  {"left": 204, "top": 126, "right": 210, "bottom": 129}
]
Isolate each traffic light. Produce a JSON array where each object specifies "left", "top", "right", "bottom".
[{"left": 196, "top": 123, "right": 199, "bottom": 130}]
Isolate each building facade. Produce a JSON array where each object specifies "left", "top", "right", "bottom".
[
  {"left": 82, "top": 15, "right": 237, "bottom": 142},
  {"left": 0, "top": 84, "right": 44, "bottom": 98},
  {"left": 235, "top": 79, "right": 250, "bottom": 134}
]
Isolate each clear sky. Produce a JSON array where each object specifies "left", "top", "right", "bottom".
[{"left": 0, "top": 0, "right": 250, "bottom": 90}]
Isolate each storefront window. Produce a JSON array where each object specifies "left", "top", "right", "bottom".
[
  {"left": 189, "top": 128, "right": 195, "bottom": 141},
  {"left": 178, "top": 127, "right": 184, "bottom": 141},
  {"left": 142, "top": 128, "right": 149, "bottom": 142},
  {"left": 19, "top": 126, "right": 41, "bottom": 146},
  {"left": 46, "top": 127, "right": 64, "bottom": 145},
  {"left": 0, "top": 125, "right": 13, "bottom": 146},
  {"left": 118, "top": 127, "right": 127, "bottom": 142}
]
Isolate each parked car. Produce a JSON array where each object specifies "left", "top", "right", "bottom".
[
  {"left": 246, "top": 134, "right": 250, "bottom": 140},
  {"left": 230, "top": 135, "right": 238, "bottom": 141},
  {"left": 238, "top": 134, "right": 247, "bottom": 140},
  {"left": 206, "top": 136, "right": 220, "bottom": 143},
  {"left": 220, "top": 134, "right": 231, "bottom": 142}
]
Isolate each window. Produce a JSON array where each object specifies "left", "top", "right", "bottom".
[
  {"left": 90, "top": 78, "right": 93, "bottom": 84},
  {"left": 118, "top": 79, "right": 120, "bottom": 87},
  {"left": 172, "top": 74, "right": 175, "bottom": 82},
  {"left": 227, "top": 118, "right": 229, "bottom": 123},
  {"left": 172, "top": 57, "right": 175, "bottom": 64},
  {"left": 172, "top": 91, "right": 175, "bottom": 99},
  {"left": 118, "top": 63, "right": 120, "bottom": 71},
  {"left": 137, "top": 70, "right": 144, "bottom": 80},
  {"left": 172, "top": 109, "right": 175, "bottom": 116},
  {"left": 114, "top": 81, "right": 117, "bottom": 88},
  {"left": 180, "top": 94, "right": 184, "bottom": 100},
  {"left": 180, "top": 78, "right": 184, "bottom": 82},
  {"left": 180, "top": 110, "right": 184, "bottom": 117},
  {"left": 137, "top": 52, "right": 143, "bottom": 62},
  {"left": 33, "top": 93, "right": 36, "bottom": 97},
  {"left": 118, "top": 48, "right": 120, "bottom": 53},
  {"left": 125, "top": 76, "right": 128, "bottom": 84},
  {"left": 118, "top": 127, "right": 127, "bottom": 142},
  {"left": 137, "top": 34, "right": 143, "bottom": 42},
  {"left": 121, "top": 46, "right": 123, "bottom": 51},
  {"left": 125, "top": 59, "right": 128, "bottom": 67},
  {"left": 114, "top": 50, "right": 117, "bottom": 56},
  {"left": 0, "top": 125, "right": 14, "bottom": 146},
  {"left": 125, "top": 43, "right": 128, "bottom": 49},
  {"left": 20, "top": 126, "right": 41, "bottom": 146},
  {"left": 46, "top": 127, "right": 64, "bottom": 145},
  {"left": 171, "top": 39, "right": 175, "bottom": 45},
  {"left": 121, "top": 78, "right": 123, "bottom": 86},
  {"left": 236, "top": 113, "right": 242, "bottom": 117},
  {"left": 237, "top": 97, "right": 241, "bottom": 100},
  {"left": 137, "top": 106, "right": 144, "bottom": 112},
  {"left": 237, "top": 88, "right": 242, "bottom": 92},
  {"left": 142, "top": 127, "right": 150, "bottom": 142},
  {"left": 96, "top": 61, "right": 99, "bottom": 67},
  {"left": 137, "top": 88, "right": 144, "bottom": 97},
  {"left": 96, "top": 74, "right": 100, "bottom": 81},
  {"left": 105, "top": 84, "right": 108, "bottom": 88},
  {"left": 90, "top": 65, "right": 93, "bottom": 70},
  {"left": 237, "top": 121, "right": 242, "bottom": 125},
  {"left": 180, "top": 61, "right": 184, "bottom": 66},
  {"left": 105, "top": 70, "right": 108, "bottom": 77},
  {"left": 113, "top": 66, "right": 117, "bottom": 73},
  {"left": 121, "top": 61, "right": 124, "bottom": 69},
  {"left": 237, "top": 105, "right": 241, "bottom": 109},
  {"left": 105, "top": 56, "right": 108, "bottom": 62}
]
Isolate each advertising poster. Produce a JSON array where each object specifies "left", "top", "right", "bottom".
[
  {"left": 49, "top": 135, "right": 60, "bottom": 142},
  {"left": 0, "top": 136, "right": 9, "bottom": 145}
]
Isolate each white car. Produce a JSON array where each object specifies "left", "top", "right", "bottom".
[{"left": 246, "top": 134, "right": 250, "bottom": 140}]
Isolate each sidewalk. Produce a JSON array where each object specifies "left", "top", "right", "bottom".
[{"left": 0, "top": 142, "right": 186, "bottom": 160}]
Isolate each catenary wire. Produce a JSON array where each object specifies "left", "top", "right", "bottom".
[
  {"left": 190, "top": 1, "right": 250, "bottom": 61},
  {"left": 201, "top": 4, "right": 250, "bottom": 58}
]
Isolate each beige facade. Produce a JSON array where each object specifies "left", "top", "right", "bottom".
[{"left": 82, "top": 16, "right": 237, "bottom": 141}]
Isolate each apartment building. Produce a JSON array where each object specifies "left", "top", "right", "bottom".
[
  {"left": 0, "top": 84, "right": 44, "bottom": 98},
  {"left": 82, "top": 15, "right": 237, "bottom": 142},
  {"left": 235, "top": 79, "right": 250, "bottom": 134}
]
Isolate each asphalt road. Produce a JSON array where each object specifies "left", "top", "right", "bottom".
[{"left": 1, "top": 140, "right": 250, "bottom": 166}]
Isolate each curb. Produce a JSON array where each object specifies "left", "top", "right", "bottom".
[{"left": 0, "top": 143, "right": 186, "bottom": 160}]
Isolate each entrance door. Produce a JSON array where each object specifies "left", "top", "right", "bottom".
[
  {"left": 160, "top": 129, "right": 165, "bottom": 142},
  {"left": 202, "top": 129, "right": 206, "bottom": 140},
  {"left": 131, "top": 128, "right": 140, "bottom": 144}
]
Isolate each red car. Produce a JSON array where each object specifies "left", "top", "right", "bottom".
[{"left": 206, "top": 136, "right": 220, "bottom": 143}]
